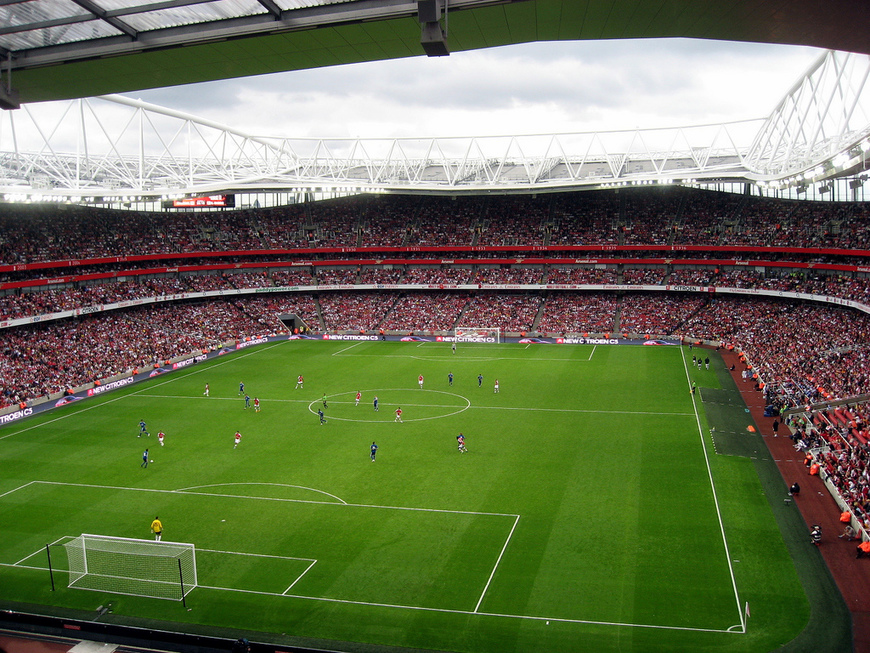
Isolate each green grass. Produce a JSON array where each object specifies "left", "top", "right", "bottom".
[{"left": 0, "top": 340, "right": 837, "bottom": 652}]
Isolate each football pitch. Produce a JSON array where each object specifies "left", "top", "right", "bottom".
[{"left": 0, "top": 340, "right": 831, "bottom": 652}]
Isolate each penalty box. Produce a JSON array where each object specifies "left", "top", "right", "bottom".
[{"left": 3, "top": 481, "right": 518, "bottom": 610}]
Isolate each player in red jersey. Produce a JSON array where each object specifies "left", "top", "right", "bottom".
[{"left": 456, "top": 433, "right": 467, "bottom": 453}]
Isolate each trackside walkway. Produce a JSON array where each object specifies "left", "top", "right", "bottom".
[{"left": 722, "top": 348, "right": 870, "bottom": 653}]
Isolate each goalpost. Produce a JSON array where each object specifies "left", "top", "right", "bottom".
[
  {"left": 453, "top": 327, "right": 501, "bottom": 344},
  {"left": 58, "top": 534, "right": 197, "bottom": 603}
]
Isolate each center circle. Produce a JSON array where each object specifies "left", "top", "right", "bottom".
[{"left": 308, "top": 388, "right": 471, "bottom": 422}]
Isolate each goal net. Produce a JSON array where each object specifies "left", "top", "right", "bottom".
[
  {"left": 454, "top": 327, "right": 500, "bottom": 343},
  {"left": 62, "top": 534, "right": 197, "bottom": 600}
]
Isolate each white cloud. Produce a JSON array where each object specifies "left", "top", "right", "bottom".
[{"left": 126, "top": 38, "right": 823, "bottom": 139}]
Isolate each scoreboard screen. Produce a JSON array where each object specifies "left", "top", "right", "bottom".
[{"left": 164, "top": 194, "right": 235, "bottom": 208}]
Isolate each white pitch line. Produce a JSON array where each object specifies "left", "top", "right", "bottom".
[
  {"left": 134, "top": 393, "right": 691, "bottom": 418},
  {"left": 0, "top": 341, "right": 286, "bottom": 442},
  {"left": 1, "top": 557, "right": 736, "bottom": 634},
  {"left": 343, "top": 501, "right": 518, "bottom": 519},
  {"left": 198, "top": 547, "right": 315, "bottom": 562},
  {"left": 14, "top": 534, "right": 74, "bottom": 566},
  {"left": 283, "top": 559, "right": 318, "bottom": 594},
  {"left": 474, "top": 514, "right": 519, "bottom": 613},
  {"left": 136, "top": 394, "right": 313, "bottom": 403},
  {"left": 473, "top": 405, "right": 694, "bottom": 417},
  {"left": 191, "top": 583, "right": 739, "bottom": 634},
  {"left": 588, "top": 344, "right": 597, "bottom": 360},
  {"left": 1, "top": 520, "right": 738, "bottom": 634},
  {"left": 23, "top": 480, "right": 517, "bottom": 518},
  {"left": 682, "top": 347, "right": 745, "bottom": 633},
  {"left": 28, "top": 480, "right": 345, "bottom": 508},
  {"left": 0, "top": 562, "right": 47, "bottom": 572},
  {"left": 333, "top": 342, "right": 364, "bottom": 355},
  {"left": 176, "top": 482, "right": 347, "bottom": 505},
  {"left": 315, "top": 400, "right": 466, "bottom": 410},
  {"left": 0, "top": 480, "right": 36, "bottom": 500},
  {"left": 15, "top": 547, "right": 46, "bottom": 566},
  {"left": 332, "top": 352, "right": 593, "bottom": 363}
]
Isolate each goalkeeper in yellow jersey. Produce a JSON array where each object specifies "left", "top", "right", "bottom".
[{"left": 151, "top": 516, "right": 163, "bottom": 541}]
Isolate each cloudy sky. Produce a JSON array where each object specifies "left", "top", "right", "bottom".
[{"left": 125, "top": 38, "right": 823, "bottom": 141}]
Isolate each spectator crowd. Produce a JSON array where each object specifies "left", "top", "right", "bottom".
[{"left": 0, "top": 187, "right": 869, "bottom": 414}]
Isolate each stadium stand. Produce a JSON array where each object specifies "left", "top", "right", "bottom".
[{"left": 1, "top": 187, "right": 869, "bottom": 413}]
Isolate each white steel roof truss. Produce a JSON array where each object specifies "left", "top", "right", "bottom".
[
  {"left": 429, "top": 139, "right": 453, "bottom": 186},
  {"left": 294, "top": 139, "right": 323, "bottom": 178},
  {"left": 630, "top": 131, "right": 662, "bottom": 176},
  {"left": 542, "top": 135, "right": 574, "bottom": 181},
  {"left": 493, "top": 137, "right": 518, "bottom": 184},
  {"left": 309, "top": 139, "right": 340, "bottom": 180},
  {"left": 751, "top": 59, "right": 819, "bottom": 174},
  {"left": 347, "top": 139, "right": 374, "bottom": 183},
  {"left": 85, "top": 100, "right": 141, "bottom": 186},
  {"left": 479, "top": 140, "right": 503, "bottom": 184},
  {"left": 842, "top": 63, "right": 870, "bottom": 133},
  {"left": 778, "top": 76, "right": 816, "bottom": 172},
  {"left": 804, "top": 54, "right": 848, "bottom": 161},
  {"left": 189, "top": 121, "right": 233, "bottom": 179},
  {"left": 20, "top": 102, "right": 67, "bottom": 177},
  {"left": 450, "top": 138, "right": 474, "bottom": 186},
  {"left": 720, "top": 124, "right": 749, "bottom": 169},
  {"left": 407, "top": 140, "right": 433, "bottom": 184},
  {"left": 139, "top": 110, "right": 189, "bottom": 186},
  {"left": 385, "top": 139, "right": 415, "bottom": 185},
  {"left": 577, "top": 133, "right": 599, "bottom": 180},
  {"left": 663, "top": 129, "right": 693, "bottom": 173}
]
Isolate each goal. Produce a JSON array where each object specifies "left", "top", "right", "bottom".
[
  {"left": 454, "top": 327, "right": 500, "bottom": 343},
  {"left": 59, "top": 534, "right": 197, "bottom": 601}
]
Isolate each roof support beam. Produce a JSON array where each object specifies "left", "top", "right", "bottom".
[
  {"left": 255, "top": 0, "right": 282, "bottom": 19},
  {"left": 67, "top": 0, "right": 138, "bottom": 39},
  {"left": 0, "top": 15, "right": 97, "bottom": 37}
]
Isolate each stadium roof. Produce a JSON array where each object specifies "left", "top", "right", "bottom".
[
  {"left": 2, "top": 49, "right": 869, "bottom": 202},
  {"left": 4, "top": 0, "right": 870, "bottom": 107}
]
